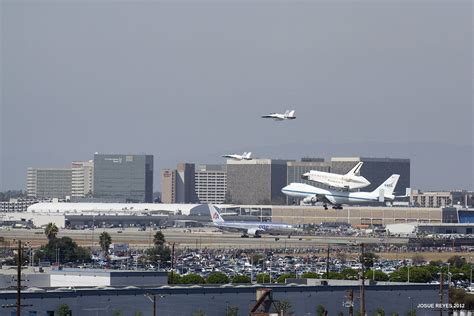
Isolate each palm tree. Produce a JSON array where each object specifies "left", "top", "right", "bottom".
[
  {"left": 44, "top": 223, "right": 59, "bottom": 241},
  {"left": 99, "top": 232, "right": 112, "bottom": 255}
]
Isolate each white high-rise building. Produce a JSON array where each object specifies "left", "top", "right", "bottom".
[
  {"left": 195, "top": 164, "right": 227, "bottom": 204},
  {"left": 71, "top": 160, "right": 94, "bottom": 198}
]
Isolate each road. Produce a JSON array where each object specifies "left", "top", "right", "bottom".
[{"left": 0, "top": 227, "right": 408, "bottom": 249}]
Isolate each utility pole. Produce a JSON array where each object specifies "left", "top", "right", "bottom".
[
  {"left": 16, "top": 240, "right": 21, "bottom": 316},
  {"left": 326, "top": 245, "right": 330, "bottom": 277},
  {"left": 360, "top": 243, "right": 365, "bottom": 316},
  {"left": 439, "top": 271, "right": 444, "bottom": 316},
  {"left": 347, "top": 289, "right": 354, "bottom": 316},
  {"left": 170, "top": 242, "right": 175, "bottom": 284},
  {"left": 153, "top": 294, "right": 156, "bottom": 316}
]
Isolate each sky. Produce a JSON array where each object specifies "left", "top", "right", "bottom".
[{"left": 1, "top": 0, "right": 473, "bottom": 191}]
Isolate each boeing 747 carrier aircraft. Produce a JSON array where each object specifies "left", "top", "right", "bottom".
[
  {"left": 282, "top": 174, "right": 400, "bottom": 210},
  {"left": 209, "top": 205, "right": 297, "bottom": 238}
]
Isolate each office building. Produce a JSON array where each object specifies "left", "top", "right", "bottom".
[
  {"left": 331, "top": 157, "right": 410, "bottom": 194},
  {"left": 161, "top": 169, "right": 177, "bottom": 203},
  {"left": 410, "top": 190, "right": 473, "bottom": 208},
  {"left": 195, "top": 164, "right": 227, "bottom": 204},
  {"left": 27, "top": 167, "right": 72, "bottom": 199},
  {"left": 226, "top": 159, "right": 289, "bottom": 205},
  {"left": 161, "top": 163, "right": 198, "bottom": 204},
  {"left": 71, "top": 160, "right": 94, "bottom": 198},
  {"left": 93, "top": 154, "right": 154, "bottom": 203},
  {"left": 176, "top": 163, "right": 197, "bottom": 203}
]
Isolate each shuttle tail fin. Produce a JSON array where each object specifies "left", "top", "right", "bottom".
[
  {"left": 372, "top": 174, "right": 400, "bottom": 197},
  {"left": 288, "top": 110, "right": 295, "bottom": 117},
  {"left": 346, "top": 162, "right": 363, "bottom": 176},
  {"left": 245, "top": 152, "right": 252, "bottom": 159},
  {"left": 209, "top": 205, "right": 225, "bottom": 223}
]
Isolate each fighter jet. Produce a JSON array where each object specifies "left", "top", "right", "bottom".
[
  {"left": 282, "top": 174, "right": 400, "bottom": 210},
  {"left": 222, "top": 152, "right": 252, "bottom": 160},
  {"left": 209, "top": 205, "right": 297, "bottom": 238},
  {"left": 261, "top": 110, "right": 296, "bottom": 121},
  {"left": 301, "top": 162, "right": 370, "bottom": 190}
]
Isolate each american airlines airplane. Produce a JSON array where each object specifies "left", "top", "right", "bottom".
[
  {"left": 261, "top": 110, "right": 296, "bottom": 121},
  {"left": 282, "top": 174, "right": 400, "bottom": 210},
  {"left": 222, "top": 152, "right": 252, "bottom": 160},
  {"left": 209, "top": 205, "right": 297, "bottom": 238},
  {"left": 301, "top": 162, "right": 370, "bottom": 190}
]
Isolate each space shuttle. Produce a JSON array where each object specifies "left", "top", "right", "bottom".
[{"left": 301, "top": 162, "right": 370, "bottom": 190}]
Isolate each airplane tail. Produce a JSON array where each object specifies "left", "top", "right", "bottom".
[
  {"left": 242, "top": 152, "right": 247, "bottom": 157},
  {"left": 284, "top": 110, "right": 290, "bottom": 116},
  {"left": 209, "top": 205, "right": 224, "bottom": 223},
  {"left": 288, "top": 110, "right": 295, "bottom": 117},
  {"left": 346, "top": 162, "right": 363, "bottom": 176},
  {"left": 245, "top": 152, "right": 252, "bottom": 159},
  {"left": 372, "top": 174, "right": 400, "bottom": 197}
]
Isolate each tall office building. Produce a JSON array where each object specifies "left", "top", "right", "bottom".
[
  {"left": 71, "top": 160, "right": 94, "bottom": 198},
  {"left": 331, "top": 157, "right": 410, "bottom": 194},
  {"left": 161, "top": 169, "right": 176, "bottom": 203},
  {"left": 93, "top": 154, "right": 154, "bottom": 202},
  {"left": 226, "top": 159, "right": 290, "bottom": 205},
  {"left": 161, "top": 163, "right": 198, "bottom": 203},
  {"left": 195, "top": 164, "right": 227, "bottom": 204},
  {"left": 27, "top": 168, "right": 72, "bottom": 199},
  {"left": 176, "top": 163, "right": 197, "bottom": 203}
]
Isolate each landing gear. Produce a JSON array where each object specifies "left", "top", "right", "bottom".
[
  {"left": 241, "top": 234, "right": 249, "bottom": 238},
  {"left": 323, "top": 203, "right": 328, "bottom": 210},
  {"left": 275, "top": 237, "right": 280, "bottom": 241},
  {"left": 253, "top": 235, "right": 262, "bottom": 238},
  {"left": 332, "top": 205, "right": 343, "bottom": 210}
]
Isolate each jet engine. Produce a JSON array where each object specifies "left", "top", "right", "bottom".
[
  {"left": 302, "top": 196, "right": 318, "bottom": 205},
  {"left": 247, "top": 228, "right": 262, "bottom": 237}
]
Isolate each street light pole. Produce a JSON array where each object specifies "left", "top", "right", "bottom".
[{"left": 16, "top": 240, "right": 21, "bottom": 316}]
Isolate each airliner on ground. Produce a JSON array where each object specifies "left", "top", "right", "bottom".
[
  {"left": 261, "top": 110, "right": 296, "bottom": 121},
  {"left": 222, "top": 152, "right": 252, "bottom": 160},
  {"left": 209, "top": 205, "right": 298, "bottom": 238},
  {"left": 301, "top": 162, "right": 370, "bottom": 190},
  {"left": 282, "top": 174, "right": 400, "bottom": 210}
]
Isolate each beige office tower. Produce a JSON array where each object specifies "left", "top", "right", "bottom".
[
  {"left": 71, "top": 160, "right": 94, "bottom": 198},
  {"left": 195, "top": 164, "right": 227, "bottom": 204},
  {"left": 161, "top": 169, "right": 177, "bottom": 203},
  {"left": 27, "top": 167, "right": 72, "bottom": 199}
]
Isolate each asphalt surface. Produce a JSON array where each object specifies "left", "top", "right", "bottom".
[{"left": 0, "top": 227, "right": 408, "bottom": 249}]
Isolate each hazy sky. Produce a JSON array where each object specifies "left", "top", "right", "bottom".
[{"left": 1, "top": 0, "right": 473, "bottom": 191}]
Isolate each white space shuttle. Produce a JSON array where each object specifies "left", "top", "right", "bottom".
[
  {"left": 222, "top": 152, "right": 252, "bottom": 161},
  {"left": 282, "top": 174, "right": 400, "bottom": 210},
  {"left": 301, "top": 162, "right": 370, "bottom": 190},
  {"left": 261, "top": 110, "right": 296, "bottom": 121}
]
